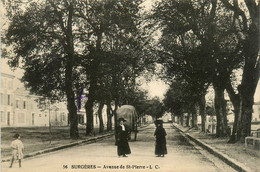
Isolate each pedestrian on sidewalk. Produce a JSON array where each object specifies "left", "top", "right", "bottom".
[
  {"left": 9, "top": 133, "right": 24, "bottom": 168},
  {"left": 154, "top": 121, "right": 167, "bottom": 157},
  {"left": 117, "top": 117, "right": 131, "bottom": 157}
]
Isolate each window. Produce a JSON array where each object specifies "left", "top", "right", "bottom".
[
  {"left": 15, "top": 100, "right": 18, "bottom": 108},
  {"left": 23, "top": 101, "right": 26, "bottom": 109},
  {"left": 7, "top": 112, "right": 10, "bottom": 125},
  {"left": 7, "top": 95, "right": 11, "bottom": 105},
  {"left": 55, "top": 112, "right": 58, "bottom": 122},
  {"left": 32, "top": 113, "right": 35, "bottom": 125},
  {"left": 1, "top": 79, "right": 4, "bottom": 88},
  {"left": 1, "top": 111, "right": 5, "bottom": 123},
  {"left": 18, "top": 113, "right": 25, "bottom": 123},
  {"left": 30, "top": 102, "right": 33, "bottom": 110},
  {"left": 8, "top": 80, "right": 13, "bottom": 89},
  {"left": 62, "top": 113, "right": 65, "bottom": 121},
  {"left": 60, "top": 113, "right": 63, "bottom": 122},
  {"left": 1, "top": 93, "right": 3, "bottom": 105}
]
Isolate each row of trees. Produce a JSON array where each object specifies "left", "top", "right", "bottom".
[
  {"left": 2, "top": 0, "right": 159, "bottom": 138},
  {"left": 152, "top": 0, "right": 259, "bottom": 142},
  {"left": 2, "top": 0, "right": 167, "bottom": 139},
  {"left": 2, "top": 0, "right": 259, "bottom": 143}
]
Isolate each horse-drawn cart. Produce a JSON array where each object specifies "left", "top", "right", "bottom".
[{"left": 116, "top": 105, "right": 138, "bottom": 141}]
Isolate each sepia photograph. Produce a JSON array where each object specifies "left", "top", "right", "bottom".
[{"left": 1, "top": 0, "right": 260, "bottom": 171}]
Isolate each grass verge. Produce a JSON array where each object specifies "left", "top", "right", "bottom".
[{"left": 1, "top": 126, "right": 114, "bottom": 160}]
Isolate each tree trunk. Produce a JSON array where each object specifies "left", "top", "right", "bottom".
[
  {"left": 85, "top": 31, "right": 103, "bottom": 136},
  {"left": 239, "top": 22, "right": 260, "bottom": 141},
  {"left": 214, "top": 85, "right": 228, "bottom": 137},
  {"left": 98, "top": 102, "right": 104, "bottom": 133},
  {"left": 65, "top": 59, "right": 79, "bottom": 139},
  {"left": 239, "top": 63, "right": 259, "bottom": 141},
  {"left": 222, "top": 99, "right": 228, "bottom": 136},
  {"left": 64, "top": 3, "right": 78, "bottom": 139},
  {"left": 114, "top": 99, "right": 119, "bottom": 145},
  {"left": 85, "top": 97, "right": 94, "bottom": 136},
  {"left": 191, "top": 105, "right": 198, "bottom": 129},
  {"left": 180, "top": 114, "right": 184, "bottom": 126},
  {"left": 225, "top": 79, "right": 240, "bottom": 143},
  {"left": 214, "top": 86, "right": 222, "bottom": 137},
  {"left": 85, "top": 79, "right": 95, "bottom": 135},
  {"left": 199, "top": 95, "right": 206, "bottom": 132},
  {"left": 220, "top": 0, "right": 260, "bottom": 142},
  {"left": 229, "top": 105, "right": 239, "bottom": 142},
  {"left": 240, "top": 92, "right": 254, "bottom": 140},
  {"left": 111, "top": 67, "right": 120, "bottom": 144},
  {"left": 65, "top": 43, "right": 78, "bottom": 139},
  {"left": 106, "top": 100, "right": 112, "bottom": 131},
  {"left": 67, "top": 97, "right": 79, "bottom": 139},
  {"left": 139, "top": 114, "right": 142, "bottom": 126},
  {"left": 186, "top": 113, "right": 190, "bottom": 127},
  {"left": 236, "top": 93, "right": 243, "bottom": 140}
]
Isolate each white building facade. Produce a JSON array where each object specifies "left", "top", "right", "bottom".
[
  {"left": 1, "top": 60, "right": 69, "bottom": 127},
  {"left": 252, "top": 102, "right": 260, "bottom": 122}
]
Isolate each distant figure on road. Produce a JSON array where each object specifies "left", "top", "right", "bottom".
[
  {"left": 9, "top": 133, "right": 24, "bottom": 168},
  {"left": 117, "top": 117, "right": 131, "bottom": 157},
  {"left": 154, "top": 122, "right": 167, "bottom": 157}
]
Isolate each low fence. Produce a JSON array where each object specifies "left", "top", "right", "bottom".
[{"left": 245, "top": 129, "right": 260, "bottom": 150}]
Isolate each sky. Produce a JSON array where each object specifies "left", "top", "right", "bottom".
[
  {"left": 255, "top": 82, "right": 260, "bottom": 102},
  {"left": 139, "top": 76, "right": 169, "bottom": 101},
  {"left": 144, "top": 79, "right": 260, "bottom": 103}
]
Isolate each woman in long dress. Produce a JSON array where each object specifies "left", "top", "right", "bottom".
[
  {"left": 117, "top": 118, "right": 131, "bottom": 157},
  {"left": 154, "top": 123, "right": 167, "bottom": 157}
]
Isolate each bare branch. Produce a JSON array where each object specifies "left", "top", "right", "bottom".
[
  {"left": 220, "top": 0, "right": 248, "bottom": 31},
  {"left": 48, "top": 0, "right": 67, "bottom": 35}
]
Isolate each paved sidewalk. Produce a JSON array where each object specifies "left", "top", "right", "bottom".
[{"left": 172, "top": 123, "right": 260, "bottom": 172}]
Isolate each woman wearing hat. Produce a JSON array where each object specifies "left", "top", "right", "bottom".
[
  {"left": 116, "top": 118, "right": 131, "bottom": 157},
  {"left": 154, "top": 122, "right": 167, "bottom": 157}
]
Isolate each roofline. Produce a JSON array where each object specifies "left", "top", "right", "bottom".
[{"left": 1, "top": 72, "right": 15, "bottom": 79}]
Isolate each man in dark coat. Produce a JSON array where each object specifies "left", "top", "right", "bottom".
[
  {"left": 154, "top": 122, "right": 167, "bottom": 157},
  {"left": 117, "top": 118, "right": 131, "bottom": 157}
]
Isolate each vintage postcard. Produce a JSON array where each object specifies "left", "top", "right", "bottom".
[{"left": 1, "top": 0, "right": 259, "bottom": 171}]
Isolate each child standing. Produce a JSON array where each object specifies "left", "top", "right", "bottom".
[{"left": 9, "top": 133, "right": 24, "bottom": 168}]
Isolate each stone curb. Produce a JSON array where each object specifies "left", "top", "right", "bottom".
[
  {"left": 172, "top": 124, "right": 252, "bottom": 172},
  {"left": 1, "top": 133, "right": 114, "bottom": 163}
]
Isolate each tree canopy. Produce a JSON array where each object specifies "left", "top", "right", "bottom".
[{"left": 2, "top": 0, "right": 259, "bottom": 142}]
